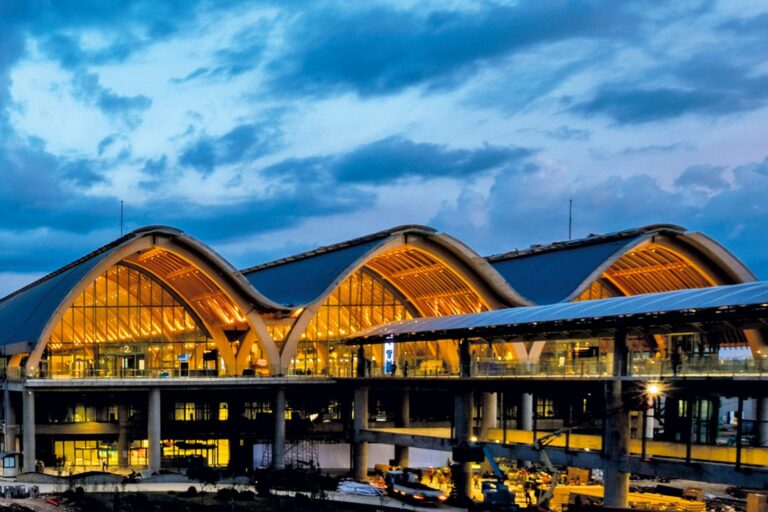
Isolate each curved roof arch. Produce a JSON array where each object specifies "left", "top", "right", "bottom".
[
  {"left": 0, "top": 227, "right": 285, "bottom": 371},
  {"left": 486, "top": 224, "right": 755, "bottom": 305},
  {"left": 242, "top": 225, "right": 532, "bottom": 309}
]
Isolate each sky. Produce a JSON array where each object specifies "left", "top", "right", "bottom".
[{"left": 1, "top": 0, "right": 768, "bottom": 296}]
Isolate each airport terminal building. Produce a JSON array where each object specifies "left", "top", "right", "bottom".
[{"left": 0, "top": 223, "right": 766, "bottom": 498}]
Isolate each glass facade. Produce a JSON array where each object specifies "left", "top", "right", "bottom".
[
  {"left": 163, "top": 439, "right": 229, "bottom": 467},
  {"left": 291, "top": 269, "right": 414, "bottom": 375},
  {"left": 42, "top": 264, "right": 217, "bottom": 378}
]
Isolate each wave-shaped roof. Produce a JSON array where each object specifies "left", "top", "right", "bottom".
[
  {"left": 0, "top": 223, "right": 754, "bottom": 352},
  {"left": 485, "top": 225, "right": 687, "bottom": 304},
  {"left": 240, "top": 227, "right": 406, "bottom": 307}
]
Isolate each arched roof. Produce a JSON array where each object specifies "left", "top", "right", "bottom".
[
  {"left": 0, "top": 223, "right": 756, "bottom": 357},
  {"left": 485, "top": 224, "right": 755, "bottom": 304},
  {"left": 241, "top": 225, "right": 530, "bottom": 309},
  {"left": 0, "top": 226, "right": 288, "bottom": 350}
]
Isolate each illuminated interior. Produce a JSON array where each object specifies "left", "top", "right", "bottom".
[
  {"left": 290, "top": 246, "right": 489, "bottom": 375},
  {"left": 543, "top": 242, "right": 742, "bottom": 363},
  {"left": 43, "top": 264, "right": 218, "bottom": 377},
  {"left": 574, "top": 243, "right": 715, "bottom": 301}
]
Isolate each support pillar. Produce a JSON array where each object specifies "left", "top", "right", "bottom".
[
  {"left": 454, "top": 390, "right": 474, "bottom": 501},
  {"left": 118, "top": 403, "right": 130, "bottom": 468},
  {"left": 479, "top": 392, "right": 498, "bottom": 440},
  {"left": 22, "top": 389, "right": 35, "bottom": 473},
  {"left": 758, "top": 397, "right": 768, "bottom": 447},
  {"left": 603, "top": 330, "right": 629, "bottom": 509},
  {"left": 273, "top": 388, "right": 286, "bottom": 470},
  {"left": 3, "top": 386, "right": 17, "bottom": 453},
  {"left": 518, "top": 393, "right": 533, "bottom": 431},
  {"left": 352, "top": 386, "right": 369, "bottom": 480},
  {"left": 394, "top": 390, "right": 410, "bottom": 467},
  {"left": 147, "top": 388, "right": 161, "bottom": 474}
]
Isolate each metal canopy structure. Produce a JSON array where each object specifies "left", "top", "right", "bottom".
[{"left": 345, "top": 280, "right": 768, "bottom": 344}]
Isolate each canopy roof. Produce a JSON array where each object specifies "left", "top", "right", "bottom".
[{"left": 345, "top": 280, "right": 768, "bottom": 344}]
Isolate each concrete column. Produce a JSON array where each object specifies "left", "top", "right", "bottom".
[
  {"left": 480, "top": 392, "right": 498, "bottom": 440},
  {"left": 147, "top": 388, "right": 161, "bottom": 474},
  {"left": 22, "top": 389, "right": 35, "bottom": 473},
  {"left": 758, "top": 397, "right": 768, "bottom": 447},
  {"left": 459, "top": 339, "right": 471, "bottom": 378},
  {"left": 518, "top": 393, "right": 534, "bottom": 431},
  {"left": 272, "top": 388, "right": 286, "bottom": 470},
  {"left": 454, "top": 391, "right": 474, "bottom": 501},
  {"left": 3, "top": 387, "right": 17, "bottom": 453},
  {"left": 352, "top": 386, "right": 369, "bottom": 480},
  {"left": 603, "top": 331, "right": 630, "bottom": 508},
  {"left": 118, "top": 403, "right": 130, "bottom": 468},
  {"left": 394, "top": 390, "right": 410, "bottom": 467}
]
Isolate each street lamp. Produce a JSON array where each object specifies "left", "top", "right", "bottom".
[{"left": 642, "top": 382, "right": 664, "bottom": 460}]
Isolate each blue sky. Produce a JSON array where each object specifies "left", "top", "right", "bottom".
[{"left": 1, "top": 0, "right": 768, "bottom": 295}]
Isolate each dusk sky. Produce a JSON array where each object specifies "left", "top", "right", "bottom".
[{"left": 1, "top": 0, "right": 768, "bottom": 296}]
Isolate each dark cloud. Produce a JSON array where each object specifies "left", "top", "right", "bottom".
[
  {"left": 172, "top": 28, "right": 266, "bottom": 83},
  {"left": 0, "top": 139, "right": 120, "bottom": 238},
  {"left": 570, "top": 56, "right": 768, "bottom": 124},
  {"left": 179, "top": 122, "right": 283, "bottom": 175},
  {"left": 674, "top": 165, "right": 729, "bottom": 193},
  {"left": 262, "top": 136, "right": 535, "bottom": 185},
  {"left": 569, "top": 87, "right": 722, "bottom": 124},
  {"left": 71, "top": 71, "right": 152, "bottom": 127},
  {"left": 143, "top": 155, "right": 168, "bottom": 176},
  {"left": 334, "top": 136, "right": 534, "bottom": 183},
  {"left": 59, "top": 159, "right": 108, "bottom": 187},
  {"left": 267, "top": 2, "right": 640, "bottom": 97}
]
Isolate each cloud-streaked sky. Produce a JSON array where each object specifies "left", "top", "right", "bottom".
[{"left": 1, "top": 0, "right": 768, "bottom": 296}]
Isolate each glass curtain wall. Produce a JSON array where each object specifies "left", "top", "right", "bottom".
[
  {"left": 43, "top": 263, "right": 216, "bottom": 378},
  {"left": 291, "top": 270, "right": 414, "bottom": 376}
]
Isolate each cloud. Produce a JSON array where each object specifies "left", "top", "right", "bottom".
[
  {"left": 267, "top": 2, "right": 639, "bottom": 97},
  {"left": 673, "top": 165, "right": 729, "bottom": 193},
  {"left": 70, "top": 70, "right": 152, "bottom": 128},
  {"left": 545, "top": 125, "right": 590, "bottom": 141},
  {"left": 263, "top": 136, "right": 536, "bottom": 185},
  {"left": 621, "top": 143, "right": 695, "bottom": 156},
  {"left": 172, "top": 27, "right": 267, "bottom": 83},
  {"left": 333, "top": 137, "right": 534, "bottom": 183},
  {"left": 179, "top": 122, "right": 283, "bottom": 175},
  {"left": 570, "top": 56, "right": 768, "bottom": 124},
  {"left": 0, "top": 138, "right": 120, "bottom": 237},
  {"left": 432, "top": 153, "right": 768, "bottom": 278}
]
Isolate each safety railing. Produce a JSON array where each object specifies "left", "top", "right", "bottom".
[{"left": 6, "top": 357, "right": 768, "bottom": 381}]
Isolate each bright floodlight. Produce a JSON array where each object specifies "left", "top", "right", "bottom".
[{"left": 647, "top": 383, "right": 661, "bottom": 396}]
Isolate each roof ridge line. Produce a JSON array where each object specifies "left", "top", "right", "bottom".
[
  {"left": 485, "top": 224, "right": 685, "bottom": 262},
  {"left": 240, "top": 224, "right": 437, "bottom": 274}
]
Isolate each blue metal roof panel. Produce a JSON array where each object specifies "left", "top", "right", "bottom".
[
  {"left": 350, "top": 281, "right": 768, "bottom": 340},
  {"left": 242, "top": 238, "right": 384, "bottom": 307},
  {"left": 489, "top": 235, "right": 645, "bottom": 304},
  {"left": 0, "top": 248, "right": 115, "bottom": 346}
]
